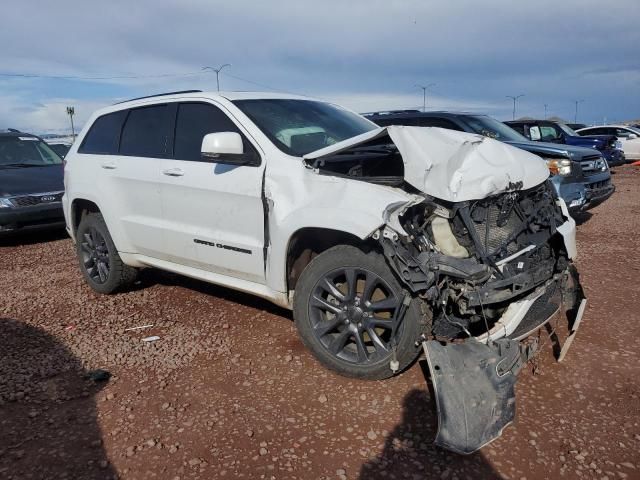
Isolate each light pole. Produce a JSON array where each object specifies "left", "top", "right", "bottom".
[
  {"left": 415, "top": 83, "right": 435, "bottom": 112},
  {"left": 573, "top": 99, "right": 584, "bottom": 123},
  {"left": 66, "top": 106, "right": 75, "bottom": 140},
  {"left": 202, "top": 64, "right": 231, "bottom": 91},
  {"left": 506, "top": 95, "right": 525, "bottom": 120},
  {"left": 544, "top": 104, "right": 549, "bottom": 120}
]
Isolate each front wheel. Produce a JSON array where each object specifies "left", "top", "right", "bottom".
[{"left": 293, "top": 245, "right": 424, "bottom": 380}]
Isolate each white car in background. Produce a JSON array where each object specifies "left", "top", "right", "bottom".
[{"left": 576, "top": 125, "right": 640, "bottom": 160}]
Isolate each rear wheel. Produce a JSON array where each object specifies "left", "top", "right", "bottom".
[
  {"left": 76, "top": 212, "right": 137, "bottom": 294},
  {"left": 293, "top": 245, "right": 423, "bottom": 380}
]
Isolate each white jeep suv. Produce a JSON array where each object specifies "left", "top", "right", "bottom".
[{"left": 63, "top": 90, "right": 585, "bottom": 452}]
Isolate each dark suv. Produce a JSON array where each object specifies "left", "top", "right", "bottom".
[
  {"left": 505, "top": 119, "right": 626, "bottom": 167},
  {"left": 365, "top": 111, "right": 615, "bottom": 213},
  {"left": 0, "top": 130, "right": 65, "bottom": 234}
]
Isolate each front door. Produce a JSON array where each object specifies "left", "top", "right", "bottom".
[{"left": 158, "top": 101, "right": 266, "bottom": 284}]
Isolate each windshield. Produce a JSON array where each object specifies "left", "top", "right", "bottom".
[
  {"left": 557, "top": 123, "right": 578, "bottom": 136},
  {"left": 233, "top": 99, "right": 377, "bottom": 156},
  {"left": 0, "top": 136, "right": 63, "bottom": 168},
  {"left": 461, "top": 115, "right": 528, "bottom": 141}
]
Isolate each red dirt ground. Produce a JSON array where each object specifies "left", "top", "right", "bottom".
[{"left": 1, "top": 166, "right": 639, "bottom": 480}]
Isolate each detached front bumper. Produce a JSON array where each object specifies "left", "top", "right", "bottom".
[
  {"left": 423, "top": 266, "right": 586, "bottom": 454},
  {"left": 0, "top": 202, "right": 65, "bottom": 233}
]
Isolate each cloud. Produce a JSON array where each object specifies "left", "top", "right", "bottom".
[{"left": 0, "top": 0, "right": 639, "bottom": 131}]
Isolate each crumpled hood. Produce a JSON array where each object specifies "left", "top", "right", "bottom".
[{"left": 304, "top": 126, "right": 550, "bottom": 202}]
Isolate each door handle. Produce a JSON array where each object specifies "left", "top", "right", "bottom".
[
  {"left": 101, "top": 162, "right": 117, "bottom": 170},
  {"left": 162, "top": 168, "right": 185, "bottom": 177}
]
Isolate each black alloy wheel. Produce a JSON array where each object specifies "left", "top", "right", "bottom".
[
  {"left": 80, "top": 227, "right": 111, "bottom": 284},
  {"left": 308, "top": 266, "right": 402, "bottom": 364}
]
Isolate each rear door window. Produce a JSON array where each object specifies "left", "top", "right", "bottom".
[
  {"left": 79, "top": 111, "right": 126, "bottom": 155},
  {"left": 120, "top": 105, "right": 170, "bottom": 158}
]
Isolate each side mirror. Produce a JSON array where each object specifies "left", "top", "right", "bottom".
[
  {"left": 627, "top": 133, "right": 638, "bottom": 140},
  {"left": 200, "top": 132, "right": 260, "bottom": 167},
  {"left": 202, "top": 132, "right": 243, "bottom": 156},
  {"left": 201, "top": 132, "right": 260, "bottom": 166}
]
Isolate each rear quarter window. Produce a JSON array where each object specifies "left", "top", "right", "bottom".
[{"left": 78, "top": 111, "right": 126, "bottom": 155}]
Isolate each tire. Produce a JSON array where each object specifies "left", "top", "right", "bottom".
[
  {"left": 75, "top": 212, "right": 137, "bottom": 294},
  {"left": 293, "top": 245, "right": 424, "bottom": 380}
]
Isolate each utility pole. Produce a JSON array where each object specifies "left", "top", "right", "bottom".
[
  {"left": 506, "top": 95, "right": 525, "bottom": 120},
  {"left": 573, "top": 99, "right": 584, "bottom": 123},
  {"left": 544, "top": 104, "right": 549, "bottom": 120},
  {"left": 66, "top": 106, "right": 75, "bottom": 140},
  {"left": 415, "top": 83, "right": 435, "bottom": 112},
  {"left": 202, "top": 64, "right": 231, "bottom": 91}
]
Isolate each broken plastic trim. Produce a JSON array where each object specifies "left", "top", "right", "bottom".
[{"left": 423, "top": 338, "right": 537, "bottom": 454}]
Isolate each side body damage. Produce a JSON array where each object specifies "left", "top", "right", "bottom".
[{"left": 301, "top": 126, "right": 586, "bottom": 453}]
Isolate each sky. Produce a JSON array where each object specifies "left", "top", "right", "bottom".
[{"left": 0, "top": 0, "right": 638, "bottom": 134}]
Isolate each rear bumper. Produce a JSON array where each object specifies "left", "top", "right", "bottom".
[{"left": 0, "top": 203, "right": 65, "bottom": 233}]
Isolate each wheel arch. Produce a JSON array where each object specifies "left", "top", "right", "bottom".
[
  {"left": 70, "top": 198, "right": 101, "bottom": 237},
  {"left": 284, "top": 227, "right": 378, "bottom": 294}
]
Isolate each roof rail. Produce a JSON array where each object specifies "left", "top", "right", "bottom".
[
  {"left": 7, "top": 128, "right": 22, "bottom": 133},
  {"left": 361, "top": 109, "right": 422, "bottom": 116},
  {"left": 114, "top": 90, "right": 203, "bottom": 105}
]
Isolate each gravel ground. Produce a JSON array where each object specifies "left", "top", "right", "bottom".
[{"left": 1, "top": 166, "right": 639, "bottom": 480}]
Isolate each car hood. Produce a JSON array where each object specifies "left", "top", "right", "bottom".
[
  {"left": 503, "top": 139, "right": 598, "bottom": 159},
  {"left": 304, "top": 126, "right": 550, "bottom": 203},
  {"left": 0, "top": 165, "right": 64, "bottom": 197}
]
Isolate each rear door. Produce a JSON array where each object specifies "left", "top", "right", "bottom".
[
  {"left": 76, "top": 107, "right": 168, "bottom": 257},
  {"left": 158, "top": 101, "right": 266, "bottom": 283}
]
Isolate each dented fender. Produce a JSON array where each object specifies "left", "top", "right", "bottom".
[{"left": 262, "top": 165, "right": 422, "bottom": 297}]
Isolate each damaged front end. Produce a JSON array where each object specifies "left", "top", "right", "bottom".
[
  {"left": 379, "top": 180, "right": 586, "bottom": 454},
  {"left": 304, "top": 126, "right": 586, "bottom": 454}
]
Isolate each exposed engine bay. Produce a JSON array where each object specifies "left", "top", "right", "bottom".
[
  {"left": 378, "top": 181, "right": 586, "bottom": 453},
  {"left": 380, "top": 179, "right": 570, "bottom": 340},
  {"left": 305, "top": 127, "right": 587, "bottom": 454}
]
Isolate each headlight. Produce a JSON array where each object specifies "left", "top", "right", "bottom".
[
  {"left": 546, "top": 158, "right": 572, "bottom": 176},
  {"left": 0, "top": 198, "right": 13, "bottom": 208}
]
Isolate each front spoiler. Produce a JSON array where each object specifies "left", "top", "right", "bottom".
[{"left": 423, "top": 266, "right": 587, "bottom": 454}]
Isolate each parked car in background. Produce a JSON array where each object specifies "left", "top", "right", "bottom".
[
  {"left": 0, "top": 130, "right": 65, "bottom": 234},
  {"left": 505, "top": 119, "right": 626, "bottom": 167},
  {"left": 47, "top": 142, "right": 72, "bottom": 159},
  {"left": 63, "top": 91, "right": 586, "bottom": 453},
  {"left": 576, "top": 125, "right": 640, "bottom": 161},
  {"left": 365, "top": 111, "right": 614, "bottom": 213}
]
